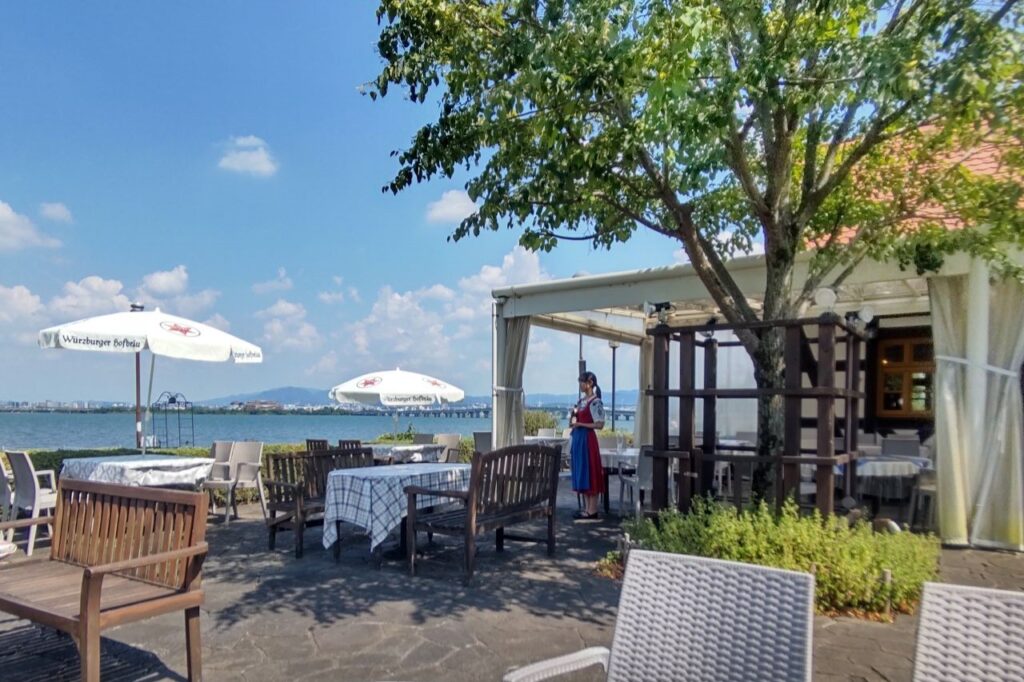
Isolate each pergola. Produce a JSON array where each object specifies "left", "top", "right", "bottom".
[{"left": 491, "top": 250, "right": 1024, "bottom": 551}]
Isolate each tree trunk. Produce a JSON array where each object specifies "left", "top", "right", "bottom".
[{"left": 752, "top": 327, "right": 786, "bottom": 503}]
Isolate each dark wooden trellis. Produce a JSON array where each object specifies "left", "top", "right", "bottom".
[{"left": 648, "top": 314, "right": 865, "bottom": 517}]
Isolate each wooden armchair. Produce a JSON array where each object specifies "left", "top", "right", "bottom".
[
  {"left": 265, "top": 447, "right": 374, "bottom": 558},
  {"left": 0, "top": 480, "right": 209, "bottom": 681},
  {"left": 406, "top": 444, "right": 561, "bottom": 582}
]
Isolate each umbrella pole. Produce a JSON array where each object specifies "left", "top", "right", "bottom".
[
  {"left": 135, "top": 352, "right": 142, "bottom": 449},
  {"left": 142, "top": 353, "right": 156, "bottom": 454}
]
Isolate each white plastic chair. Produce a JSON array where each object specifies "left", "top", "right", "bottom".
[
  {"left": 536, "top": 428, "right": 557, "bottom": 438},
  {"left": 6, "top": 451, "right": 57, "bottom": 556},
  {"left": 618, "top": 446, "right": 652, "bottom": 519},
  {"left": 504, "top": 550, "right": 814, "bottom": 682},
  {"left": 434, "top": 433, "right": 462, "bottom": 463},
  {"left": 0, "top": 457, "right": 14, "bottom": 541},
  {"left": 203, "top": 441, "right": 266, "bottom": 523},
  {"left": 210, "top": 439, "right": 233, "bottom": 466},
  {"left": 913, "top": 582, "right": 1024, "bottom": 681},
  {"left": 473, "top": 431, "right": 492, "bottom": 454}
]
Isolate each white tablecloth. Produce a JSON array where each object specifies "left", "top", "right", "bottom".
[
  {"left": 601, "top": 447, "right": 640, "bottom": 470},
  {"left": 370, "top": 444, "right": 447, "bottom": 463},
  {"left": 322, "top": 463, "right": 471, "bottom": 552},
  {"left": 60, "top": 455, "right": 214, "bottom": 489},
  {"left": 524, "top": 436, "right": 569, "bottom": 449}
]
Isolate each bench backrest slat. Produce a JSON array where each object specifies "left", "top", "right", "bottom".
[
  {"left": 470, "top": 445, "right": 560, "bottom": 516},
  {"left": 50, "top": 480, "right": 208, "bottom": 591}
]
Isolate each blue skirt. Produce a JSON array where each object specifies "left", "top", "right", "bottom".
[{"left": 570, "top": 428, "right": 591, "bottom": 492}]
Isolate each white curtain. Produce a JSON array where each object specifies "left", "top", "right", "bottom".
[
  {"left": 930, "top": 276, "right": 1024, "bottom": 550},
  {"left": 634, "top": 336, "right": 654, "bottom": 447},
  {"left": 495, "top": 316, "right": 531, "bottom": 449}
]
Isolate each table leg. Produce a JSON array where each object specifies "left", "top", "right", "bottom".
[{"left": 603, "top": 468, "right": 611, "bottom": 514}]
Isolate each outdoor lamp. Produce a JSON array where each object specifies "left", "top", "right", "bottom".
[
  {"left": 700, "top": 316, "right": 718, "bottom": 339},
  {"left": 813, "top": 287, "right": 837, "bottom": 312},
  {"left": 653, "top": 302, "right": 672, "bottom": 325},
  {"left": 859, "top": 306, "right": 875, "bottom": 324}
]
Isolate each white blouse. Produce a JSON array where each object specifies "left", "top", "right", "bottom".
[{"left": 576, "top": 395, "right": 605, "bottom": 423}]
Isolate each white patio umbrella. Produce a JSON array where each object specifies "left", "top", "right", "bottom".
[
  {"left": 39, "top": 307, "right": 262, "bottom": 450},
  {"left": 329, "top": 368, "right": 464, "bottom": 433}
]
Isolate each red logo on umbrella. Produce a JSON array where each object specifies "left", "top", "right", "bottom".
[
  {"left": 160, "top": 321, "right": 200, "bottom": 337},
  {"left": 424, "top": 378, "right": 446, "bottom": 388},
  {"left": 357, "top": 376, "right": 382, "bottom": 388}
]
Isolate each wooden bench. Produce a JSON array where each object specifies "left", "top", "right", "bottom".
[
  {"left": 265, "top": 447, "right": 374, "bottom": 558},
  {"left": 406, "top": 444, "right": 561, "bottom": 582},
  {"left": 0, "top": 480, "right": 209, "bottom": 681}
]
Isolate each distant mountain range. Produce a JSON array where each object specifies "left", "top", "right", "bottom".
[{"left": 197, "top": 386, "right": 640, "bottom": 407}]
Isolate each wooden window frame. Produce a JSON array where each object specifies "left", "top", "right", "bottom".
[{"left": 876, "top": 337, "right": 935, "bottom": 418}]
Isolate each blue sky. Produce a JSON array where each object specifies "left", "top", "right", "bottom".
[{"left": 0, "top": 2, "right": 683, "bottom": 403}]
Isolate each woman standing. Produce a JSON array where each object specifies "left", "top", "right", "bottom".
[{"left": 570, "top": 371, "right": 606, "bottom": 519}]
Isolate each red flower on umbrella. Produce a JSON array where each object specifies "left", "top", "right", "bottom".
[
  {"left": 160, "top": 321, "right": 200, "bottom": 337},
  {"left": 357, "top": 376, "right": 383, "bottom": 388}
]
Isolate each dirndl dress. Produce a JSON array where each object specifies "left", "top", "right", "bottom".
[{"left": 570, "top": 396, "right": 606, "bottom": 495}]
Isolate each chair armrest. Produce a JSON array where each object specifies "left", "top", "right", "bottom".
[
  {"left": 235, "top": 461, "right": 262, "bottom": 482},
  {"left": 404, "top": 485, "right": 470, "bottom": 501},
  {"left": 36, "top": 470, "right": 57, "bottom": 488},
  {"left": 0, "top": 515, "right": 55, "bottom": 531},
  {"left": 84, "top": 542, "right": 209, "bottom": 578},
  {"left": 503, "top": 647, "right": 610, "bottom": 682}
]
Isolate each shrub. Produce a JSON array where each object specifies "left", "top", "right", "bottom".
[
  {"left": 523, "top": 410, "right": 558, "bottom": 436},
  {"left": 373, "top": 423, "right": 417, "bottom": 443},
  {"left": 596, "top": 429, "right": 633, "bottom": 446},
  {"left": 622, "top": 498, "right": 940, "bottom": 617}
]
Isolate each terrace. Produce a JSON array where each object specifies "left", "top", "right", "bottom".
[{"left": 2, "top": 487, "right": 1022, "bottom": 682}]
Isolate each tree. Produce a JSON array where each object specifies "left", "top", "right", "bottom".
[{"left": 370, "top": 0, "right": 1024, "bottom": 496}]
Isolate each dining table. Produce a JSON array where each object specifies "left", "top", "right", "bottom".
[
  {"left": 369, "top": 443, "right": 447, "bottom": 464},
  {"left": 59, "top": 454, "right": 214, "bottom": 490},
  {"left": 322, "top": 462, "right": 472, "bottom": 556}
]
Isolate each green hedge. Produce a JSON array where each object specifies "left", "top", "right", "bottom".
[
  {"left": 622, "top": 498, "right": 940, "bottom": 616},
  {"left": 524, "top": 410, "right": 559, "bottom": 436}
]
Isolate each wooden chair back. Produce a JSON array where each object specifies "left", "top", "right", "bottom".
[
  {"left": 337, "top": 439, "right": 362, "bottom": 449},
  {"left": 305, "top": 439, "right": 329, "bottom": 452},
  {"left": 469, "top": 444, "right": 560, "bottom": 516},
  {"left": 268, "top": 448, "right": 375, "bottom": 502},
  {"left": 51, "top": 479, "right": 208, "bottom": 591}
]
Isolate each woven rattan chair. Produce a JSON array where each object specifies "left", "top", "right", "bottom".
[
  {"left": 504, "top": 550, "right": 814, "bottom": 681},
  {"left": 912, "top": 582, "right": 1024, "bottom": 681}
]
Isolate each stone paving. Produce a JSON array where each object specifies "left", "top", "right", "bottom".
[{"left": 2, "top": 482, "right": 1023, "bottom": 681}]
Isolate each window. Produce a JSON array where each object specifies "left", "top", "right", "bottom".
[{"left": 877, "top": 338, "right": 934, "bottom": 418}]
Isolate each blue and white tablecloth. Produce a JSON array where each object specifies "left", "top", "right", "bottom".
[
  {"left": 60, "top": 454, "right": 214, "bottom": 489},
  {"left": 322, "top": 463, "right": 471, "bottom": 552}
]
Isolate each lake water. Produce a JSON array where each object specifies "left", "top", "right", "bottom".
[{"left": 0, "top": 412, "right": 500, "bottom": 450}]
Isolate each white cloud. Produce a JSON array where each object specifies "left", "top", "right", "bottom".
[
  {"left": 672, "top": 247, "right": 689, "bottom": 264},
  {"left": 252, "top": 267, "right": 293, "bottom": 294},
  {"left": 49, "top": 276, "right": 131, "bottom": 317},
  {"left": 305, "top": 350, "right": 339, "bottom": 376},
  {"left": 256, "top": 299, "right": 321, "bottom": 351},
  {"left": 39, "top": 202, "right": 73, "bottom": 223},
  {"left": 203, "top": 313, "right": 232, "bottom": 332},
  {"left": 426, "top": 189, "right": 477, "bottom": 223},
  {"left": 0, "top": 284, "right": 43, "bottom": 322},
  {"left": 173, "top": 289, "right": 220, "bottom": 316},
  {"left": 141, "top": 265, "right": 189, "bottom": 297},
  {"left": 0, "top": 200, "right": 61, "bottom": 252},
  {"left": 416, "top": 283, "right": 455, "bottom": 301},
  {"left": 347, "top": 287, "right": 362, "bottom": 303},
  {"left": 318, "top": 290, "right": 345, "bottom": 304},
  {"left": 218, "top": 135, "right": 278, "bottom": 177},
  {"left": 256, "top": 299, "right": 306, "bottom": 319}
]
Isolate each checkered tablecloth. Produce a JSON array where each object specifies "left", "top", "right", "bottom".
[
  {"left": 60, "top": 455, "right": 214, "bottom": 489},
  {"left": 322, "top": 463, "right": 471, "bottom": 552}
]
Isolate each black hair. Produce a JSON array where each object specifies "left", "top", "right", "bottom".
[{"left": 578, "top": 371, "right": 603, "bottom": 399}]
